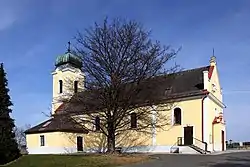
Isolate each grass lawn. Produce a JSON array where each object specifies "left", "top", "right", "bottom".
[{"left": 1, "top": 154, "right": 150, "bottom": 167}]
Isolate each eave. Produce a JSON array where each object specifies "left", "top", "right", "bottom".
[
  {"left": 207, "top": 93, "right": 226, "bottom": 108},
  {"left": 25, "top": 129, "right": 88, "bottom": 135}
]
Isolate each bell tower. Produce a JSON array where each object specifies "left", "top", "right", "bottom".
[{"left": 51, "top": 42, "right": 85, "bottom": 115}]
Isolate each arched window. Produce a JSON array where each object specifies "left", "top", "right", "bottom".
[
  {"left": 95, "top": 116, "right": 100, "bottom": 131},
  {"left": 74, "top": 81, "right": 78, "bottom": 93},
  {"left": 131, "top": 113, "right": 137, "bottom": 128},
  {"left": 59, "top": 80, "right": 63, "bottom": 93},
  {"left": 174, "top": 108, "right": 181, "bottom": 125}
]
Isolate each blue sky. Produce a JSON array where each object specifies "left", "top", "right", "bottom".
[{"left": 0, "top": 0, "right": 250, "bottom": 141}]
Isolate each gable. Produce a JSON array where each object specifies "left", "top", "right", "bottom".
[{"left": 208, "top": 65, "right": 222, "bottom": 101}]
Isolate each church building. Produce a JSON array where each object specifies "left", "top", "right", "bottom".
[{"left": 25, "top": 46, "right": 226, "bottom": 154}]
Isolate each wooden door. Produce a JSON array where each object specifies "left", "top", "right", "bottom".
[
  {"left": 221, "top": 130, "right": 225, "bottom": 151},
  {"left": 77, "top": 136, "right": 83, "bottom": 152},
  {"left": 184, "top": 126, "right": 193, "bottom": 145}
]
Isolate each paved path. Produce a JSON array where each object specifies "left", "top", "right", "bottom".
[{"left": 126, "top": 151, "right": 250, "bottom": 167}]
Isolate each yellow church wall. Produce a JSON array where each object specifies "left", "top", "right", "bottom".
[
  {"left": 51, "top": 68, "right": 85, "bottom": 114},
  {"left": 26, "top": 132, "right": 85, "bottom": 154},
  {"left": 26, "top": 132, "right": 62, "bottom": 147},
  {"left": 204, "top": 98, "right": 224, "bottom": 151},
  {"left": 155, "top": 98, "right": 202, "bottom": 146},
  {"left": 97, "top": 98, "right": 204, "bottom": 149},
  {"left": 213, "top": 123, "right": 226, "bottom": 151},
  {"left": 203, "top": 62, "right": 226, "bottom": 152},
  {"left": 52, "top": 70, "right": 84, "bottom": 97},
  {"left": 114, "top": 130, "right": 152, "bottom": 149},
  {"left": 60, "top": 132, "right": 85, "bottom": 147},
  {"left": 72, "top": 112, "right": 152, "bottom": 150},
  {"left": 82, "top": 130, "right": 152, "bottom": 152},
  {"left": 71, "top": 97, "right": 205, "bottom": 151},
  {"left": 206, "top": 97, "right": 225, "bottom": 151}
]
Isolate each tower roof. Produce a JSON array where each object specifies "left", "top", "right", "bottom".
[
  {"left": 55, "top": 52, "right": 82, "bottom": 69},
  {"left": 55, "top": 42, "right": 82, "bottom": 69}
]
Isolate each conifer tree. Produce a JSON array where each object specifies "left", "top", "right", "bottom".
[{"left": 0, "top": 63, "right": 20, "bottom": 165}]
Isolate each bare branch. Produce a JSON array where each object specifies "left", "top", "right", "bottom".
[{"left": 59, "top": 18, "right": 181, "bottom": 153}]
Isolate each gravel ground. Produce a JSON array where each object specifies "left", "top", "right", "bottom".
[{"left": 122, "top": 151, "right": 250, "bottom": 167}]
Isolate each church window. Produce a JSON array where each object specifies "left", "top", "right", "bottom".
[
  {"left": 131, "top": 112, "right": 137, "bottom": 128},
  {"left": 95, "top": 116, "right": 100, "bottom": 131},
  {"left": 174, "top": 108, "right": 181, "bottom": 125},
  {"left": 40, "top": 135, "right": 45, "bottom": 146},
  {"left": 74, "top": 81, "right": 78, "bottom": 93},
  {"left": 59, "top": 80, "right": 63, "bottom": 93}
]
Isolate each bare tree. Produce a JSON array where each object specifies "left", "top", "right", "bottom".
[
  {"left": 14, "top": 124, "right": 31, "bottom": 149},
  {"left": 62, "top": 18, "right": 180, "bottom": 153}
]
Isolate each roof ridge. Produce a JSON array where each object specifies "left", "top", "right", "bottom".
[
  {"left": 177, "top": 65, "right": 210, "bottom": 74},
  {"left": 153, "top": 65, "right": 210, "bottom": 78},
  {"left": 24, "top": 118, "right": 53, "bottom": 133}
]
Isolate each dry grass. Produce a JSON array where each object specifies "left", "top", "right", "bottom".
[
  {"left": 102, "top": 154, "right": 150, "bottom": 166},
  {"left": 1, "top": 154, "right": 150, "bottom": 167}
]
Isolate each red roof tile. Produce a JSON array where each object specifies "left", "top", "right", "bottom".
[
  {"left": 55, "top": 103, "right": 65, "bottom": 113},
  {"left": 208, "top": 66, "right": 214, "bottom": 79}
]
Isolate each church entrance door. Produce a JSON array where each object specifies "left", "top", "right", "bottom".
[{"left": 184, "top": 126, "right": 193, "bottom": 145}]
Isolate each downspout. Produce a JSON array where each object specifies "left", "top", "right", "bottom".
[
  {"left": 202, "top": 70, "right": 209, "bottom": 143},
  {"left": 201, "top": 91, "right": 209, "bottom": 142},
  {"left": 212, "top": 122, "right": 214, "bottom": 151}
]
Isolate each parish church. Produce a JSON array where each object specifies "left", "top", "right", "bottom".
[{"left": 25, "top": 45, "right": 226, "bottom": 154}]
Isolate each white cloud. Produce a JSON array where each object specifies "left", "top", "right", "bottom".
[
  {"left": 0, "top": 0, "right": 31, "bottom": 31},
  {"left": 0, "top": 10, "right": 16, "bottom": 30},
  {"left": 0, "top": 1, "right": 18, "bottom": 31}
]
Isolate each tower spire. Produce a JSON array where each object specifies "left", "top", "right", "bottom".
[
  {"left": 210, "top": 48, "right": 216, "bottom": 65},
  {"left": 67, "top": 41, "right": 71, "bottom": 53}
]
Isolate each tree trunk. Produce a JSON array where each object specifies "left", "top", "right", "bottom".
[{"left": 107, "top": 121, "right": 116, "bottom": 153}]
